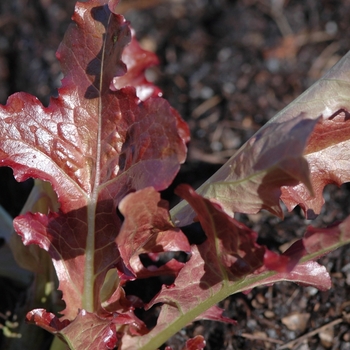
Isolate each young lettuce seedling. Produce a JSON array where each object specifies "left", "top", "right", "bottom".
[{"left": 1, "top": 0, "right": 350, "bottom": 349}]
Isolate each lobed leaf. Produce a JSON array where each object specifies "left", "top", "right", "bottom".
[
  {"left": 121, "top": 186, "right": 350, "bottom": 350},
  {"left": 119, "top": 185, "right": 292, "bottom": 349},
  {"left": 1, "top": 0, "right": 188, "bottom": 341},
  {"left": 4, "top": 0, "right": 350, "bottom": 348},
  {"left": 171, "top": 51, "right": 350, "bottom": 226},
  {"left": 112, "top": 29, "right": 162, "bottom": 101},
  {"left": 267, "top": 52, "right": 350, "bottom": 218},
  {"left": 171, "top": 114, "right": 317, "bottom": 226},
  {"left": 281, "top": 108, "right": 350, "bottom": 218},
  {"left": 117, "top": 187, "right": 191, "bottom": 279},
  {"left": 27, "top": 308, "right": 147, "bottom": 350}
]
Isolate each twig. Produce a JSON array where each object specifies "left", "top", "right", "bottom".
[
  {"left": 308, "top": 41, "right": 340, "bottom": 79},
  {"left": 191, "top": 95, "right": 222, "bottom": 119},
  {"left": 286, "top": 287, "right": 299, "bottom": 306},
  {"left": 257, "top": 0, "right": 293, "bottom": 37},
  {"left": 240, "top": 332, "right": 284, "bottom": 345}
]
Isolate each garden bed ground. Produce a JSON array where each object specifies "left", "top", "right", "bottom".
[{"left": 1, "top": 0, "right": 350, "bottom": 349}]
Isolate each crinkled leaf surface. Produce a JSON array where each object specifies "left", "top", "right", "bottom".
[
  {"left": 112, "top": 29, "right": 162, "bottom": 101},
  {"left": 121, "top": 184, "right": 266, "bottom": 349},
  {"left": 286, "top": 215, "right": 350, "bottom": 262},
  {"left": 27, "top": 308, "right": 147, "bottom": 350},
  {"left": 0, "top": 0, "right": 187, "bottom": 338},
  {"left": 4, "top": 0, "right": 350, "bottom": 347},
  {"left": 281, "top": 108, "right": 350, "bottom": 218},
  {"left": 244, "top": 216, "right": 350, "bottom": 291},
  {"left": 121, "top": 185, "right": 350, "bottom": 350},
  {"left": 171, "top": 51, "right": 350, "bottom": 226},
  {"left": 171, "top": 114, "right": 317, "bottom": 226},
  {"left": 117, "top": 187, "right": 191, "bottom": 279}
]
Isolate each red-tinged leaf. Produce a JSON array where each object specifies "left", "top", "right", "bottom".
[
  {"left": 27, "top": 309, "right": 71, "bottom": 333},
  {"left": 171, "top": 114, "right": 317, "bottom": 226},
  {"left": 0, "top": 1, "right": 187, "bottom": 211},
  {"left": 171, "top": 52, "right": 350, "bottom": 226},
  {"left": 151, "top": 185, "right": 299, "bottom": 305},
  {"left": 165, "top": 336, "right": 206, "bottom": 350},
  {"left": 174, "top": 184, "right": 266, "bottom": 280},
  {"left": 281, "top": 110, "right": 350, "bottom": 217},
  {"left": 120, "top": 241, "right": 242, "bottom": 348},
  {"left": 268, "top": 52, "right": 350, "bottom": 218},
  {"left": 119, "top": 247, "right": 243, "bottom": 350},
  {"left": 28, "top": 308, "right": 147, "bottom": 350},
  {"left": 287, "top": 215, "right": 350, "bottom": 260},
  {"left": 62, "top": 311, "right": 119, "bottom": 350},
  {"left": 245, "top": 217, "right": 350, "bottom": 292},
  {"left": 4, "top": 0, "right": 187, "bottom": 326},
  {"left": 18, "top": 204, "right": 122, "bottom": 320},
  {"left": 120, "top": 187, "right": 350, "bottom": 350},
  {"left": 111, "top": 259, "right": 331, "bottom": 350},
  {"left": 263, "top": 249, "right": 302, "bottom": 273},
  {"left": 148, "top": 244, "right": 225, "bottom": 315},
  {"left": 112, "top": 29, "right": 162, "bottom": 101},
  {"left": 119, "top": 185, "right": 285, "bottom": 349},
  {"left": 110, "top": 12, "right": 190, "bottom": 145},
  {"left": 182, "top": 335, "right": 206, "bottom": 350},
  {"left": 247, "top": 261, "right": 331, "bottom": 291},
  {"left": 101, "top": 50, "right": 350, "bottom": 349},
  {"left": 9, "top": 180, "right": 58, "bottom": 274},
  {"left": 194, "top": 305, "right": 237, "bottom": 325},
  {"left": 117, "top": 187, "right": 191, "bottom": 279}
]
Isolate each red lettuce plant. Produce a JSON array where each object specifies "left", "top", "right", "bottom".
[{"left": 1, "top": 0, "right": 350, "bottom": 349}]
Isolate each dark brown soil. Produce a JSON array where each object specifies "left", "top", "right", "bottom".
[{"left": 1, "top": 0, "right": 350, "bottom": 349}]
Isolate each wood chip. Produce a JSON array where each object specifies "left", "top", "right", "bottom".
[
  {"left": 264, "top": 310, "right": 275, "bottom": 319},
  {"left": 281, "top": 313, "right": 310, "bottom": 332},
  {"left": 318, "top": 326, "right": 334, "bottom": 348}
]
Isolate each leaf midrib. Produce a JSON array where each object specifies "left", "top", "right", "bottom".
[{"left": 82, "top": 12, "right": 112, "bottom": 313}]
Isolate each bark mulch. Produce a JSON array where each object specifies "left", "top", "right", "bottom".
[{"left": 1, "top": 1, "right": 350, "bottom": 349}]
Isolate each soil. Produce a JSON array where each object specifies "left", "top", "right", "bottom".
[{"left": 1, "top": 0, "right": 350, "bottom": 349}]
